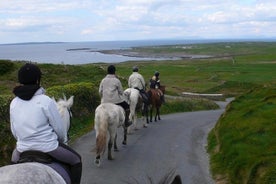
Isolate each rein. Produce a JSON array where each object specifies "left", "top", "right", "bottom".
[{"left": 66, "top": 107, "right": 73, "bottom": 143}]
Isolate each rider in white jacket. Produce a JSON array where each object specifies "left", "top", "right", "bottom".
[
  {"left": 10, "top": 63, "right": 82, "bottom": 184},
  {"left": 128, "top": 66, "right": 146, "bottom": 91},
  {"left": 10, "top": 87, "right": 66, "bottom": 153},
  {"left": 99, "top": 65, "right": 132, "bottom": 127}
]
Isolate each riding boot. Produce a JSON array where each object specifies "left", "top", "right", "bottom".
[
  {"left": 161, "top": 95, "right": 165, "bottom": 104},
  {"left": 70, "top": 162, "right": 82, "bottom": 184},
  {"left": 124, "top": 109, "right": 132, "bottom": 127}
]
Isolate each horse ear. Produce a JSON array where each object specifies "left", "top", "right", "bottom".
[
  {"left": 62, "top": 93, "right": 67, "bottom": 101},
  {"left": 52, "top": 97, "right": 57, "bottom": 103},
  {"left": 67, "top": 96, "right": 74, "bottom": 107}
]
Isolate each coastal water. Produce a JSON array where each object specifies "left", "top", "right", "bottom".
[{"left": 0, "top": 39, "right": 270, "bottom": 65}]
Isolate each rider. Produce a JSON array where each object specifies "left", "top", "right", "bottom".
[
  {"left": 10, "top": 63, "right": 82, "bottom": 184},
  {"left": 150, "top": 71, "right": 165, "bottom": 103},
  {"left": 99, "top": 65, "right": 132, "bottom": 127},
  {"left": 128, "top": 66, "right": 148, "bottom": 102}
]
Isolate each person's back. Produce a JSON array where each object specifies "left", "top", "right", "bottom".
[
  {"left": 128, "top": 66, "right": 146, "bottom": 91},
  {"left": 149, "top": 71, "right": 165, "bottom": 103},
  {"left": 150, "top": 71, "right": 160, "bottom": 89},
  {"left": 10, "top": 88, "right": 64, "bottom": 152},
  {"left": 10, "top": 63, "right": 82, "bottom": 184},
  {"left": 99, "top": 74, "right": 124, "bottom": 104},
  {"left": 99, "top": 65, "right": 132, "bottom": 127}
]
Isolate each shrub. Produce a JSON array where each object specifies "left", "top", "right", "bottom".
[
  {"left": 0, "top": 60, "right": 15, "bottom": 75},
  {"left": 0, "top": 95, "right": 15, "bottom": 166},
  {"left": 46, "top": 82, "right": 100, "bottom": 117}
]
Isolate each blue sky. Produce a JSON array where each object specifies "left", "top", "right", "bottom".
[{"left": 0, "top": 0, "right": 275, "bottom": 44}]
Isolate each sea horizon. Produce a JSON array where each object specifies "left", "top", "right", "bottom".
[{"left": 1, "top": 38, "right": 275, "bottom": 65}]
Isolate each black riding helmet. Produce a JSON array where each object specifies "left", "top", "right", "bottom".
[
  {"left": 154, "top": 71, "right": 159, "bottom": 77},
  {"left": 132, "top": 66, "right": 138, "bottom": 72},
  {"left": 107, "top": 65, "right": 116, "bottom": 74},
  {"left": 18, "top": 63, "right": 42, "bottom": 85}
]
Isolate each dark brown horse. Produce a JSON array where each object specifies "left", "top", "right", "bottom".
[{"left": 147, "top": 85, "right": 165, "bottom": 122}]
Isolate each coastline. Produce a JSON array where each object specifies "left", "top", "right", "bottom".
[{"left": 95, "top": 49, "right": 211, "bottom": 60}]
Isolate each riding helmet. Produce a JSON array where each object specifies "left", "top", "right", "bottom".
[
  {"left": 154, "top": 71, "right": 159, "bottom": 77},
  {"left": 107, "top": 65, "right": 116, "bottom": 74},
  {"left": 132, "top": 66, "right": 139, "bottom": 72},
  {"left": 18, "top": 63, "right": 42, "bottom": 85}
]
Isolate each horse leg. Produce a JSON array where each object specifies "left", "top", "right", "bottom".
[
  {"left": 143, "top": 103, "right": 149, "bottom": 124},
  {"left": 142, "top": 104, "right": 148, "bottom": 128},
  {"left": 122, "top": 127, "right": 127, "bottom": 145},
  {"left": 95, "top": 154, "right": 101, "bottom": 166},
  {"left": 108, "top": 138, "right": 113, "bottom": 160},
  {"left": 155, "top": 107, "right": 158, "bottom": 122},
  {"left": 157, "top": 107, "right": 161, "bottom": 120},
  {"left": 150, "top": 106, "right": 153, "bottom": 122},
  {"left": 114, "top": 134, "right": 118, "bottom": 152}
]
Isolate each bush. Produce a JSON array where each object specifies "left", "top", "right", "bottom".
[
  {"left": 47, "top": 82, "right": 100, "bottom": 117},
  {"left": 0, "top": 95, "right": 15, "bottom": 166},
  {"left": 0, "top": 60, "right": 15, "bottom": 75}
]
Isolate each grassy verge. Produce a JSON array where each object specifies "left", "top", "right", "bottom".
[{"left": 208, "top": 86, "right": 276, "bottom": 184}]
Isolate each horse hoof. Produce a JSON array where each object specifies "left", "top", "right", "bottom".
[
  {"left": 143, "top": 124, "right": 148, "bottom": 128},
  {"left": 108, "top": 156, "right": 114, "bottom": 160},
  {"left": 122, "top": 141, "right": 127, "bottom": 145},
  {"left": 94, "top": 159, "right": 101, "bottom": 167},
  {"left": 114, "top": 148, "right": 119, "bottom": 152}
]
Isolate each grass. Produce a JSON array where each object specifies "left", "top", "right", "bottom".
[
  {"left": 0, "top": 42, "right": 276, "bottom": 183},
  {"left": 208, "top": 86, "right": 276, "bottom": 184}
]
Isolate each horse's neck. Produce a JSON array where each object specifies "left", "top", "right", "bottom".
[
  {"left": 159, "top": 86, "right": 165, "bottom": 93},
  {"left": 56, "top": 102, "right": 71, "bottom": 135}
]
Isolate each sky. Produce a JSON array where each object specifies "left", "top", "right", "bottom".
[{"left": 0, "top": 0, "right": 276, "bottom": 44}]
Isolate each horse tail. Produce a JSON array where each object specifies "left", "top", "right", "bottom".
[
  {"left": 95, "top": 106, "right": 108, "bottom": 156},
  {"left": 96, "top": 129, "right": 107, "bottom": 156}
]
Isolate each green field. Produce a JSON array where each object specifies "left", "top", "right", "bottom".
[{"left": 0, "top": 42, "right": 275, "bottom": 183}]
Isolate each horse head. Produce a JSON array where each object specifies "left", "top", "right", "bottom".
[{"left": 52, "top": 95, "right": 74, "bottom": 144}]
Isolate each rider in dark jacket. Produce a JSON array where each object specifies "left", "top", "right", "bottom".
[{"left": 150, "top": 71, "right": 165, "bottom": 103}]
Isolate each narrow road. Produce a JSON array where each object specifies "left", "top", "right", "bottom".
[{"left": 72, "top": 99, "right": 232, "bottom": 184}]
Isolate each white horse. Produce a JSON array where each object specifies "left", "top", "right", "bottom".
[
  {"left": 53, "top": 95, "right": 74, "bottom": 144},
  {"left": 94, "top": 103, "right": 126, "bottom": 167},
  {"left": 124, "top": 88, "right": 148, "bottom": 133},
  {"left": 0, "top": 96, "right": 74, "bottom": 184}
]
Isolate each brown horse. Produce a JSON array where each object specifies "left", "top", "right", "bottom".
[{"left": 147, "top": 85, "right": 165, "bottom": 122}]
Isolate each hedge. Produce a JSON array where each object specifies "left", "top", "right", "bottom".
[
  {"left": 47, "top": 82, "right": 100, "bottom": 117},
  {"left": 0, "top": 60, "right": 15, "bottom": 75}
]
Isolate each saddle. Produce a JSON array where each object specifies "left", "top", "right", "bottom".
[
  {"left": 134, "top": 87, "right": 149, "bottom": 104},
  {"left": 17, "top": 150, "right": 71, "bottom": 184},
  {"left": 18, "top": 150, "right": 53, "bottom": 164}
]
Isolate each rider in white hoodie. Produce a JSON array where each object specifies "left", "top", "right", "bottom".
[{"left": 10, "top": 63, "right": 82, "bottom": 184}]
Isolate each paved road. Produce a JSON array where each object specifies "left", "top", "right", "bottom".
[{"left": 72, "top": 99, "right": 232, "bottom": 184}]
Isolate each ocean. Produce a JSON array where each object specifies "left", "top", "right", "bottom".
[{"left": 0, "top": 39, "right": 271, "bottom": 65}]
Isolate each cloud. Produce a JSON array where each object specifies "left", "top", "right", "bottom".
[{"left": 0, "top": 0, "right": 275, "bottom": 43}]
